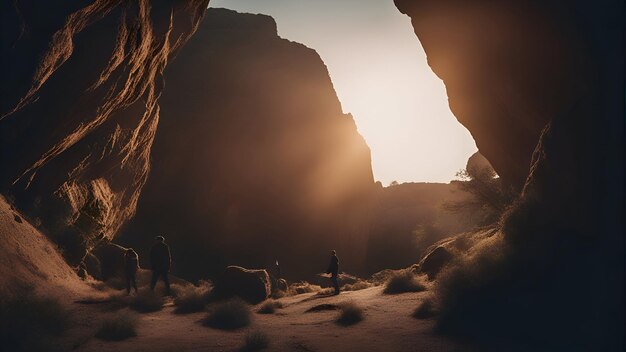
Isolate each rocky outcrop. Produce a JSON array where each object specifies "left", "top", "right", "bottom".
[
  {"left": 395, "top": 0, "right": 624, "bottom": 348},
  {"left": 212, "top": 266, "right": 272, "bottom": 304},
  {"left": 0, "top": 1, "right": 209, "bottom": 264},
  {"left": 119, "top": 9, "right": 376, "bottom": 280},
  {"left": 417, "top": 246, "right": 452, "bottom": 280}
]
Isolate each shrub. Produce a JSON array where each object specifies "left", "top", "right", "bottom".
[
  {"left": 443, "top": 161, "right": 516, "bottom": 226},
  {"left": 203, "top": 298, "right": 251, "bottom": 330},
  {"left": 341, "top": 280, "right": 372, "bottom": 291},
  {"left": 315, "top": 287, "right": 335, "bottom": 296},
  {"left": 287, "top": 281, "right": 322, "bottom": 296},
  {"left": 412, "top": 299, "right": 437, "bottom": 319},
  {"left": 257, "top": 299, "right": 283, "bottom": 314},
  {"left": 173, "top": 281, "right": 212, "bottom": 314},
  {"left": 95, "top": 312, "right": 138, "bottom": 341},
  {"left": 240, "top": 330, "right": 270, "bottom": 351},
  {"left": 0, "top": 288, "right": 70, "bottom": 351},
  {"left": 383, "top": 270, "right": 427, "bottom": 294},
  {"left": 130, "top": 289, "right": 164, "bottom": 313},
  {"left": 336, "top": 301, "right": 364, "bottom": 326}
]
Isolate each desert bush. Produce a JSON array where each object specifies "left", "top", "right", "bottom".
[
  {"left": 0, "top": 288, "right": 70, "bottom": 351},
  {"left": 315, "top": 287, "right": 335, "bottom": 296},
  {"left": 341, "top": 280, "right": 372, "bottom": 291},
  {"left": 413, "top": 299, "right": 437, "bottom": 319},
  {"left": 443, "top": 164, "right": 515, "bottom": 226},
  {"left": 257, "top": 299, "right": 283, "bottom": 314},
  {"left": 369, "top": 269, "right": 397, "bottom": 285},
  {"left": 240, "top": 330, "right": 270, "bottom": 351},
  {"left": 203, "top": 298, "right": 251, "bottom": 330},
  {"left": 130, "top": 289, "right": 164, "bottom": 313},
  {"left": 383, "top": 270, "right": 427, "bottom": 294},
  {"left": 287, "top": 281, "right": 322, "bottom": 296},
  {"left": 173, "top": 281, "right": 212, "bottom": 314},
  {"left": 95, "top": 312, "right": 138, "bottom": 341},
  {"left": 336, "top": 301, "right": 364, "bottom": 326}
]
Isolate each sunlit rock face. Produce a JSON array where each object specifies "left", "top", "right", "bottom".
[
  {"left": 119, "top": 9, "right": 376, "bottom": 280},
  {"left": 0, "top": 0, "right": 209, "bottom": 264},
  {"left": 396, "top": 0, "right": 624, "bottom": 348}
]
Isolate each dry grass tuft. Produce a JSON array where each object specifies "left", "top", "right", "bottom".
[
  {"left": 257, "top": 299, "right": 283, "bottom": 314},
  {"left": 383, "top": 270, "right": 427, "bottom": 294},
  {"left": 203, "top": 298, "right": 251, "bottom": 330},
  {"left": 287, "top": 281, "right": 322, "bottom": 296},
  {"left": 336, "top": 301, "right": 364, "bottom": 326},
  {"left": 341, "top": 280, "right": 372, "bottom": 291},
  {"left": 173, "top": 281, "right": 212, "bottom": 314}
]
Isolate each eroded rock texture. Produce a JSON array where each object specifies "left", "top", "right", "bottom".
[
  {"left": 119, "top": 9, "right": 375, "bottom": 280},
  {"left": 0, "top": 0, "right": 209, "bottom": 264},
  {"left": 396, "top": 0, "right": 624, "bottom": 348}
]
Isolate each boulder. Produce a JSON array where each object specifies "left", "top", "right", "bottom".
[
  {"left": 213, "top": 266, "right": 271, "bottom": 304},
  {"left": 418, "top": 246, "right": 454, "bottom": 280}
]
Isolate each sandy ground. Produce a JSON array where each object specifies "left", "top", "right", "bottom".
[
  {"left": 72, "top": 286, "right": 472, "bottom": 352},
  {"left": 1, "top": 194, "right": 471, "bottom": 351}
]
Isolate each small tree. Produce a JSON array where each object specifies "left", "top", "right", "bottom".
[{"left": 444, "top": 164, "right": 515, "bottom": 226}]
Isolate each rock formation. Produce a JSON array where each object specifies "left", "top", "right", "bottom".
[
  {"left": 0, "top": 0, "right": 209, "bottom": 264},
  {"left": 395, "top": 0, "right": 624, "bottom": 348},
  {"left": 212, "top": 266, "right": 272, "bottom": 304},
  {"left": 119, "top": 9, "right": 376, "bottom": 280}
]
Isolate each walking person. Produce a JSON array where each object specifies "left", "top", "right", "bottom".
[
  {"left": 124, "top": 248, "right": 139, "bottom": 294},
  {"left": 150, "top": 235, "right": 171, "bottom": 295},
  {"left": 326, "top": 250, "right": 340, "bottom": 295}
]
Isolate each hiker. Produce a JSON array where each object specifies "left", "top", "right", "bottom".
[
  {"left": 326, "top": 250, "right": 340, "bottom": 295},
  {"left": 124, "top": 248, "right": 139, "bottom": 294},
  {"left": 150, "top": 235, "right": 171, "bottom": 295}
]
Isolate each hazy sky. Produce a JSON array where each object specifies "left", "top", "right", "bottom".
[{"left": 209, "top": 0, "right": 477, "bottom": 185}]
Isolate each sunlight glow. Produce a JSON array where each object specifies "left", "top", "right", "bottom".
[{"left": 209, "top": 0, "right": 477, "bottom": 184}]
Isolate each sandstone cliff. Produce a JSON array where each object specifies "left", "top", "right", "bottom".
[
  {"left": 395, "top": 0, "right": 624, "bottom": 348},
  {"left": 0, "top": 0, "right": 209, "bottom": 264},
  {"left": 119, "top": 9, "right": 376, "bottom": 280}
]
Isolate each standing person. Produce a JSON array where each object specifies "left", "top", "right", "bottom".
[
  {"left": 150, "top": 235, "right": 171, "bottom": 295},
  {"left": 124, "top": 248, "right": 139, "bottom": 294},
  {"left": 326, "top": 250, "right": 340, "bottom": 295}
]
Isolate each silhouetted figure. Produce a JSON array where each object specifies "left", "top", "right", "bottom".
[
  {"left": 150, "top": 235, "right": 171, "bottom": 294},
  {"left": 326, "top": 250, "right": 340, "bottom": 295},
  {"left": 275, "top": 259, "right": 281, "bottom": 279},
  {"left": 124, "top": 248, "right": 139, "bottom": 294}
]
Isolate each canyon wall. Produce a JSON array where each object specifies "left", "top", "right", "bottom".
[
  {"left": 0, "top": 0, "right": 209, "bottom": 264},
  {"left": 119, "top": 9, "right": 376, "bottom": 280},
  {"left": 395, "top": 0, "right": 624, "bottom": 348}
]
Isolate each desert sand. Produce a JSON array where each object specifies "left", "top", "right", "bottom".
[{"left": 75, "top": 286, "right": 469, "bottom": 352}]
